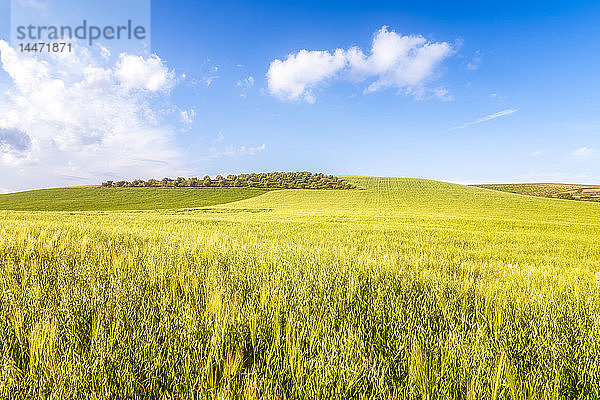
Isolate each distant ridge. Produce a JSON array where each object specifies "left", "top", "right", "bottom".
[{"left": 473, "top": 183, "right": 600, "bottom": 202}]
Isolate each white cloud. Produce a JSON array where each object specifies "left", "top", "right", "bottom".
[
  {"left": 0, "top": 128, "right": 32, "bottom": 166},
  {"left": 349, "top": 27, "right": 453, "bottom": 93},
  {"left": 180, "top": 109, "right": 196, "bottom": 125},
  {"left": 237, "top": 76, "right": 255, "bottom": 88},
  {"left": 0, "top": 40, "right": 186, "bottom": 191},
  {"left": 431, "top": 87, "right": 453, "bottom": 101},
  {"left": 203, "top": 76, "right": 218, "bottom": 86},
  {"left": 223, "top": 143, "right": 266, "bottom": 157},
  {"left": 115, "top": 54, "right": 175, "bottom": 92},
  {"left": 98, "top": 44, "right": 111, "bottom": 60},
  {"left": 529, "top": 149, "right": 544, "bottom": 157},
  {"left": 450, "top": 109, "right": 518, "bottom": 130},
  {"left": 267, "top": 26, "right": 453, "bottom": 103},
  {"left": 214, "top": 131, "right": 225, "bottom": 143},
  {"left": 572, "top": 146, "right": 597, "bottom": 160},
  {"left": 202, "top": 66, "right": 220, "bottom": 87},
  {"left": 237, "top": 76, "right": 255, "bottom": 98},
  {"left": 466, "top": 50, "right": 482, "bottom": 71},
  {"left": 17, "top": 0, "right": 48, "bottom": 10},
  {"left": 267, "top": 49, "right": 347, "bottom": 102}
]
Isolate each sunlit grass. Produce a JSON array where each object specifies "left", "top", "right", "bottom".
[{"left": 1, "top": 177, "right": 599, "bottom": 398}]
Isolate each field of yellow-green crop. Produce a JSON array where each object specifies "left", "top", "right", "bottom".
[{"left": 1, "top": 177, "right": 599, "bottom": 399}]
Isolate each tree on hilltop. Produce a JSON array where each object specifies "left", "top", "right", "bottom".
[{"left": 102, "top": 172, "right": 355, "bottom": 190}]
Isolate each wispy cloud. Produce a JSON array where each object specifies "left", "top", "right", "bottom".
[
  {"left": 572, "top": 146, "right": 597, "bottom": 160},
  {"left": 528, "top": 149, "right": 544, "bottom": 157},
  {"left": 18, "top": 0, "right": 48, "bottom": 10},
  {"left": 213, "top": 131, "right": 225, "bottom": 144},
  {"left": 237, "top": 76, "right": 255, "bottom": 97},
  {"left": 466, "top": 50, "right": 482, "bottom": 71},
  {"left": 237, "top": 76, "right": 255, "bottom": 89},
  {"left": 223, "top": 143, "right": 266, "bottom": 157},
  {"left": 180, "top": 109, "right": 196, "bottom": 125},
  {"left": 450, "top": 108, "right": 518, "bottom": 130}
]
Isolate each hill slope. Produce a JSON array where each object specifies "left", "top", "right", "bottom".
[
  {"left": 474, "top": 183, "right": 600, "bottom": 201},
  {"left": 215, "top": 176, "right": 600, "bottom": 224},
  {"left": 0, "top": 186, "right": 267, "bottom": 211}
]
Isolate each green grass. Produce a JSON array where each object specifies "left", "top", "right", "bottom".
[
  {"left": 1, "top": 177, "right": 599, "bottom": 398},
  {"left": 0, "top": 186, "right": 268, "bottom": 211}
]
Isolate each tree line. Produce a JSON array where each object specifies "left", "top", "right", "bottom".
[{"left": 101, "top": 172, "right": 355, "bottom": 190}]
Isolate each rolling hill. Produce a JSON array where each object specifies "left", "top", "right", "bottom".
[{"left": 0, "top": 186, "right": 267, "bottom": 211}]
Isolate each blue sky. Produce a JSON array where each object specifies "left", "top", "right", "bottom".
[{"left": 1, "top": 0, "right": 600, "bottom": 191}]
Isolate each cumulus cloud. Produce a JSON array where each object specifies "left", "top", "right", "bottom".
[
  {"left": 0, "top": 128, "right": 32, "bottom": 165},
  {"left": 98, "top": 44, "right": 111, "bottom": 60},
  {"left": 348, "top": 27, "right": 453, "bottom": 93},
  {"left": 0, "top": 128, "right": 31, "bottom": 152},
  {"left": 267, "top": 26, "right": 453, "bottom": 103},
  {"left": 267, "top": 49, "right": 347, "bottom": 103},
  {"left": 115, "top": 54, "right": 175, "bottom": 92},
  {"left": 0, "top": 40, "right": 185, "bottom": 191}
]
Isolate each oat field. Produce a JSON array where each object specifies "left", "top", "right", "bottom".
[{"left": 1, "top": 177, "right": 599, "bottom": 399}]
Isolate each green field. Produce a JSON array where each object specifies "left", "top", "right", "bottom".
[
  {"left": 1, "top": 177, "right": 599, "bottom": 398},
  {"left": 474, "top": 183, "right": 600, "bottom": 202},
  {"left": 0, "top": 186, "right": 267, "bottom": 211}
]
